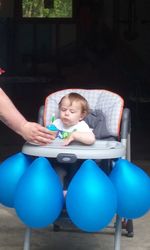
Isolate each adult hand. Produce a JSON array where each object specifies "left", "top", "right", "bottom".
[{"left": 20, "top": 121, "right": 56, "bottom": 145}]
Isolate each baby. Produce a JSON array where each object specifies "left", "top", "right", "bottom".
[
  {"left": 48, "top": 92, "right": 95, "bottom": 188},
  {"left": 50, "top": 92, "right": 95, "bottom": 145}
]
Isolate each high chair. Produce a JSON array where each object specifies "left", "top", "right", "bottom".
[{"left": 22, "top": 88, "right": 132, "bottom": 250}]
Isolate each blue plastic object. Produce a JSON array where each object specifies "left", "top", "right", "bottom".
[
  {"left": 14, "top": 157, "right": 64, "bottom": 228},
  {"left": 110, "top": 159, "right": 150, "bottom": 219},
  {"left": 0, "top": 152, "right": 32, "bottom": 207},
  {"left": 66, "top": 159, "right": 117, "bottom": 232},
  {"left": 46, "top": 124, "right": 58, "bottom": 131}
]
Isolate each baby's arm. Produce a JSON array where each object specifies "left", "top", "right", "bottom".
[{"left": 63, "top": 131, "right": 95, "bottom": 146}]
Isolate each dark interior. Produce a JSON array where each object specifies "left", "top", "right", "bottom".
[{"left": 0, "top": 0, "right": 150, "bottom": 163}]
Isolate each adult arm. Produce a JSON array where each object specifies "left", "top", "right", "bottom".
[{"left": 0, "top": 88, "right": 55, "bottom": 145}]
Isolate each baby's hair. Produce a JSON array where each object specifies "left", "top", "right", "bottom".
[{"left": 59, "top": 92, "right": 90, "bottom": 116}]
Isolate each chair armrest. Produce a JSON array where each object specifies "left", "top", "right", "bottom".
[{"left": 120, "top": 108, "right": 131, "bottom": 139}]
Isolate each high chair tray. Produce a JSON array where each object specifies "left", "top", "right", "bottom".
[{"left": 22, "top": 139, "right": 125, "bottom": 160}]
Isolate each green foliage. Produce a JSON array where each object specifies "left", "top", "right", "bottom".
[{"left": 22, "top": 0, "right": 72, "bottom": 18}]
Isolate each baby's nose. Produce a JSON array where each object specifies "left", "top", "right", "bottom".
[{"left": 65, "top": 110, "right": 70, "bottom": 115}]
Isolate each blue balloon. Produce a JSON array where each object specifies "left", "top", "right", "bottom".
[
  {"left": 66, "top": 160, "right": 117, "bottom": 232},
  {"left": 0, "top": 152, "right": 32, "bottom": 207},
  {"left": 14, "top": 157, "right": 64, "bottom": 228},
  {"left": 110, "top": 159, "right": 150, "bottom": 219}
]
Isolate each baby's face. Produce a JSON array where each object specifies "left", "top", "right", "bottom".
[{"left": 59, "top": 97, "right": 84, "bottom": 127}]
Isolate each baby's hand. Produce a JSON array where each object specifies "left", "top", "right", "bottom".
[
  {"left": 63, "top": 133, "right": 75, "bottom": 146},
  {"left": 63, "top": 131, "right": 95, "bottom": 146}
]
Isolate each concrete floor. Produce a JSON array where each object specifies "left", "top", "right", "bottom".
[{"left": 0, "top": 203, "right": 150, "bottom": 250}]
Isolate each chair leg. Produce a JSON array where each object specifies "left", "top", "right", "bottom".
[
  {"left": 114, "top": 215, "right": 122, "bottom": 250},
  {"left": 53, "top": 223, "right": 61, "bottom": 232},
  {"left": 23, "top": 227, "right": 31, "bottom": 250},
  {"left": 122, "top": 219, "right": 134, "bottom": 237},
  {"left": 126, "top": 220, "right": 134, "bottom": 237}
]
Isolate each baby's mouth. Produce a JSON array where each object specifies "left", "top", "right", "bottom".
[{"left": 63, "top": 119, "right": 71, "bottom": 126}]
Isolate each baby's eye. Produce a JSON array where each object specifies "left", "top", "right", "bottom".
[
  {"left": 70, "top": 110, "right": 75, "bottom": 113},
  {"left": 61, "top": 108, "right": 66, "bottom": 112}
]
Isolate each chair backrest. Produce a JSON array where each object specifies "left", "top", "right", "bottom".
[{"left": 44, "top": 89, "right": 124, "bottom": 138}]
